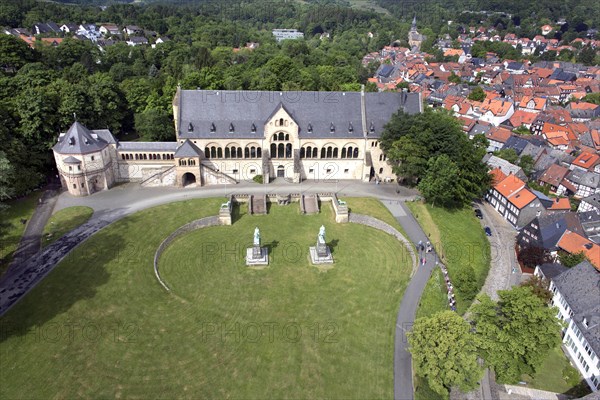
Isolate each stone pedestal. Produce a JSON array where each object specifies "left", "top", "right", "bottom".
[
  {"left": 246, "top": 245, "right": 269, "bottom": 266},
  {"left": 309, "top": 244, "right": 333, "bottom": 264}
]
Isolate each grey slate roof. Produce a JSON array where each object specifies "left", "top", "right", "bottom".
[
  {"left": 537, "top": 212, "right": 584, "bottom": 250},
  {"left": 567, "top": 169, "right": 600, "bottom": 189},
  {"left": 538, "top": 263, "right": 568, "bottom": 280},
  {"left": 177, "top": 90, "right": 420, "bottom": 140},
  {"left": 62, "top": 156, "right": 82, "bottom": 164},
  {"left": 174, "top": 140, "right": 202, "bottom": 157},
  {"left": 552, "top": 261, "right": 600, "bottom": 355},
  {"left": 579, "top": 210, "right": 600, "bottom": 244},
  {"left": 118, "top": 142, "right": 178, "bottom": 152},
  {"left": 53, "top": 122, "right": 112, "bottom": 155}
]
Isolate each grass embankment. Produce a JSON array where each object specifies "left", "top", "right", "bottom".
[
  {"left": 0, "top": 191, "right": 42, "bottom": 276},
  {"left": 407, "top": 202, "right": 490, "bottom": 315},
  {"left": 42, "top": 206, "right": 94, "bottom": 247},
  {"left": 0, "top": 198, "right": 412, "bottom": 399}
]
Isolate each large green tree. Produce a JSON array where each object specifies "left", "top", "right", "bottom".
[
  {"left": 471, "top": 287, "right": 562, "bottom": 383},
  {"left": 418, "top": 155, "right": 465, "bottom": 208},
  {"left": 408, "top": 311, "right": 483, "bottom": 396}
]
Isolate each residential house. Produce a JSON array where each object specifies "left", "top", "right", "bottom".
[
  {"left": 485, "top": 127, "right": 512, "bottom": 152},
  {"left": 567, "top": 102, "right": 600, "bottom": 121},
  {"left": 32, "top": 22, "right": 61, "bottom": 35},
  {"left": 60, "top": 23, "right": 79, "bottom": 34},
  {"left": 556, "top": 231, "right": 600, "bottom": 268},
  {"left": 571, "top": 152, "right": 600, "bottom": 173},
  {"left": 477, "top": 98, "right": 514, "bottom": 126},
  {"left": 579, "top": 194, "right": 600, "bottom": 213},
  {"left": 123, "top": 25, "right": 143, "bottom": 36},
  {"left": 486, "top": 174, "right": 545, "bottom": 228},
  {"left": 272, "top": 29, "right": 304, "bottom": 42},
  {"left": 539, "top": 164, "right": 570, "bottom": 192},
  {"left": 126, "top": 36, "right": 149, "bottom": 46},
  {"left": 579, "top": 129, "right": 600, "bottom": 152},
  {"left": 484, "top": 154, "right": 528, "bottom": 181},
  {"left": 578, "top": 210, "right": 600, "bottom": 243},
  {"left": 508, "top": 110, "right": 537, "bottom": 129},
  {"left": 99, "top": 24, "right": 120, "bottom": 36},
  {"left": 518, "top": 96, "right": 547, "bottom": 113},
  {"left": 517, "top": 212, "right": 584, "bottom": 251},
  {"left": 558, "top": 169, "right": 600, "bottom": 198},
  {"left": 536, "top": 261, "right": 600, "bottom": 392}
]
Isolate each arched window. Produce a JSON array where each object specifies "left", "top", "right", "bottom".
[
  {"left": 321, "top": 148, "right": 326, "bottom": 159},
  {"left": 379, "top": 167, "right": 383, "bottom": 174},
  {"left": 245, "top": 147, "right": 250, "bottom": 158},
  {"left": 135, "top": 154, "right": 139, "bottom": 160},
  {"left": 278, "top": 132, "right": 284, "bottom": 141},
  {"left": 271, "top": 143, "right": 277, "bottom": 157},
  {"left": 333, "top": 148, "right": 338, "bottom": 158},
  {"left": 237, "top": 147, "right": 242, "bottom": 158},
  {"left": 257, "top": 148, "right": 262, "bottom": 158},
  {"left": 272, "top": 134, "right": 277, "bottom": 141},
  {"left": 300, "top": 148, "right": 305, "bottom": 158},
  {"left": 279, "top": 118, "right": 284, "bottom": 126},
  {"left": 326, "top": 147, "right": 332, "bottom": 158},
  {"left": 305, "top": 146, "right": 312, "bottom": 158},
  {"left": 217, "top": 148, "right": 223, "bottom": 158},
  {"left": 225, "top": 147, "right": 230, "bottom": 158},
  {"left": 285, "top": 134, "right": 289, "bottom": 141},
  {"left": 210, "top": 147, "right": 216, "bottom": 158},
  {"left": 250, "top": 147, "right": 256, "bottom": 158},
  {"left": 341, "top": 148, "right": 346, "bottom": 158},
  {"left": 143, "top": 154, "right": 147, "bottom": 160},
  {"left": 312, "top": 148, "right": 317, "bottom": 158},
  {"left": 278, "top": 143, "right": 285, "bottom": 158},
  {"left": 286, "top": 143, "right": 292, "bottom": 158},
  {"left": 121, "top": 154, "right": 125, "bottom": 160},
  {"left": 205, "top": 148, "right": 210, "bottom": 158},
  {"left": 353, "top": 148, "right": 359, "bottom": 158}
]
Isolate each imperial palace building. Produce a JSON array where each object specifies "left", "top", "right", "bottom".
[{"left": 53, "top": 88, "right": 421, "bottom": 196}]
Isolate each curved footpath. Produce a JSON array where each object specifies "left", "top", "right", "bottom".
[{"left": 0, "top": 181, "right": 455, "bottom": 400}]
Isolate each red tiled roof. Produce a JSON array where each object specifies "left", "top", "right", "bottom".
[
  {"left": 557, "top": 230, "right": 600, "bottom": 270},
  {"left": 540, "top": 164, "right": 570, "bottom": 187},
  {"left": 490, "top": 168, "right": 507, "bottom": 185},
  {"left": 572, "top": 151, "right": 600, "bottom": 170},
  {"left": 548, "top": 197, "right": 571, "bottom": 210}
]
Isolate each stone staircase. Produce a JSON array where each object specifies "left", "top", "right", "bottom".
[
  {"left": 140, "top": 166, "right": 176, "bottom": 187},
  {"left": 301, "top": 194, "right": 319, "bottom": 214},
  {"left": 201, "top": 163, "right": 237, "bottom": 185},
  {"left": 249, "top": 194, "right": 268, "bottom": 215}
]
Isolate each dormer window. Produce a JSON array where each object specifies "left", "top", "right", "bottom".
[
  {"left": 251, "top": 123, "right": 256, "bottom": 133},
  {"left": 69, "top": 137, "right": 75, "bottom": 145},
  {"left": 210, "top": 123, "right": 216, "bottom": 133},
  {"left": 229, "top": 123, "right": 234, "bottom": 133},
  {"left": 348, "top": 122, "right": 353, "bottom": 133},
  {"left": 307, "top": 123, "right": 312, "bottom": 133},
  {"left": 188, "top": 123, "right": 193, "bottom": 132},
  {"left": 369, "top": 121, "right": 375, "bottom": 133},
  {"left": 330, "top": 123, "right": 335, "bottom": 133}
]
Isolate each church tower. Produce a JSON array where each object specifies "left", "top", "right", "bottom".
[{"left": 408, "top": 15, "right": 426, "bottom": 52}]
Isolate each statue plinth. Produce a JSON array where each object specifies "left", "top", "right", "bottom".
[
  {"left": 247, "top": 227, "right": 268, "bottom": 266},
  {"left": 310, "top": 236, "right": 333, "bottom": 265}
]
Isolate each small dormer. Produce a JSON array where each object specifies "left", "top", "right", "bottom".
[
  {"left": 348, "top": 122, "right": 353, "bottom": 133},
  {"left": 251, "top": 123, "right": 256, "bottom": 133},
  {"left": 229, "top": 123, "right": 234, "bottom": 133},
  {"left": 69, "top": 137, "right": 75, "bottom": 146},
  {"left": 210, "top": 123, "right": 216, "bottom": 133},
  {"left": 330, "top": 123, "right": 335, "bottom": 133},
  {"left": 188, "top": 122, "right": 193, "bottom": 132},
  {"left": 307, "top": 123, "right": 313, "bottom": 133},
  {"left": 369, "top": 121, "right": 375, "bottom": 134}
]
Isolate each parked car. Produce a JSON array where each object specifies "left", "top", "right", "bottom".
[
  {"left": 484, "top": 227, "right": 492, "bottom": 236},
  {"left": 474, "top": 209, "right": 483, "bottom": 219}
]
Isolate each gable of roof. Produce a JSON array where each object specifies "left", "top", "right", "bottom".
[
  {"left": 174, "top": 140, "right": 202, "bottom": 157},
  {"left": 53, "top": 121, "right": 111, "bottom": 155},
  {"left": 557, "top": 231, "right": 600, "bottom": 269}
]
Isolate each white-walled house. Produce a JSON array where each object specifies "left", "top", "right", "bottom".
[{"left": 536, "top": 261, "right": 600, "bottom": 392}]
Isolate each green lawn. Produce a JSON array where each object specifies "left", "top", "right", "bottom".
[
  {"left": 406, "top": 201, "right": 490, "bottom": 314},
  {"left": 42, "top": 206, "right": 94, "bottom": 248},
  {"left": 0, "top": 198, "right": 412, "bottom": 399},
  {"left": 0, "top": 191, "right": 42, "bottom": 276},
  {"left": 522, "top": 344, "right": 592, "bottom": 397},
  {"left": 345, "top": 197, "right": 412, "bottom": 245},
  {"left": 415, "top": 269, "right": 448, "bottom": 320}
]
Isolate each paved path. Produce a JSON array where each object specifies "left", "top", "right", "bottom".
[
  {"left": 7, "top": 188, "right": 60, "bottom": 274},
  {"left": 380, "top": 200, "right": 441, "bottom": 400}
]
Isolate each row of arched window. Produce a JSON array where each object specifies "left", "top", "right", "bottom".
[
  {"left": 205, "top": 146, "right": 262, "bottom": 159},
  {"left": 270, "top": 143, "right": 293, "bottom": 159},
  {"left": 300, "top": 146, "right": 360, "bottom": 159},
  {"left": 271, "top": 132, "right": 290, "bottom": 141},
  {"left": 121, "top": 153, "right": 174, "bottom": 161}
]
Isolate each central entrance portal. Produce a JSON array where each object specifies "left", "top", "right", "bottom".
[{"left": 277, "top": 166, "right": 285, "bottom": 178}]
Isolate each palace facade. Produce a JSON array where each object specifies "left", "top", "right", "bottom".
[{"left": 53, "top": 88, "right": 421, "bottom": 196}]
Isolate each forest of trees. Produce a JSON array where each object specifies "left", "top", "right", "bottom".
[{"left": 0, "top": 0, "right": 411, "bottom": 197}]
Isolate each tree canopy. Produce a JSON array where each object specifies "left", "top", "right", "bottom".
[
  {"left": 408, "top": 311, "right": 483, "bottom": 396},
  {"left": 381, "top": 108, "right": 490, "bottom": 208}
]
